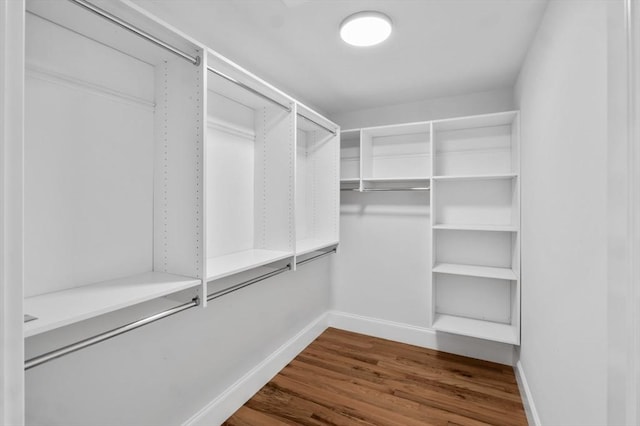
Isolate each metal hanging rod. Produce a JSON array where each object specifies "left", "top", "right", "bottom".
[
  {"left": 207, "top": 66, "right": 292, "bottom": 112},
  {"left": 365, "top": 187, "right": 431, "bottom": 192},
  {"left": 207, "top": 264, "right": 291, "bottom": 302},
  {"left": 297, "top": 113, "right": 337, "bottom": 136},
  {"left": 68, "top": 0, "right": 200, "bottom": 65},
  {"left": 340, "top": 187, "right": 431, "bottom": 192},
  {"left": 25, "top": 264, "right": 292, "bottom": 369},
  {"left": 296, "top": 248, "right": 337, "bottom": 266},
  {"left": 25, "top": 297, "right": 200, "bottom": 370}
]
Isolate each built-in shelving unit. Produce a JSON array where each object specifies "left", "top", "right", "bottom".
[
  {"left": 339, "top": 111, "right": 520, "bottom": 345},
  {"left": 21, "top": 0, "right": 340, "bottom": 340},
  {"left": 295, "top": 105, "right": 340, "bottom": 256},
  {"left": 431, "top": 111, "right": 520, "bottom": 344},
  {"left": 23, "top": 0, "right": 206, "bottom": 337}
]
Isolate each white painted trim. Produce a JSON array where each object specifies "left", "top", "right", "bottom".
[
  {"left": 607, "top": 1, "right": 640, "bottom": 424},
  {"left": 627, "top": 2, "right": 640, "bottom": 420},
  {"left": 182, "top": 312, "right": 328, "bottom": 426},
  {"left": 515, "top": 361, "right": 542, "bottom": 426},
  {"left": 327, "top": 311, "right": 514, "bottom": 365}
]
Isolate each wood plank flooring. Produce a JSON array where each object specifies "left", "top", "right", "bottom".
[{"left": 223, "top": 328, "right": 527, "bottom": 426}]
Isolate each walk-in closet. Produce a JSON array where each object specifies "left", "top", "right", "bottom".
[{"left": 1, "top": 0, "right": 638, "bottom": 425}]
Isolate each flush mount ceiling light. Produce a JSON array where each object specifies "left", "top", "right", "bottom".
[{"left": 340, "top": 11, "right": 392, "bottom": 47}]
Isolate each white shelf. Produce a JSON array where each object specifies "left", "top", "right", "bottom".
[
  {"left": 206, "top": 249, "right": 292, "bottom": 282},
  {"left": 433, "top": 263, "right": 517, "bottom": 280},
  {"left": 24, "top": 272, "right": 201, "bottom": 337},
  {"left": 362, "top": 121, "right": 430, "bottom": 137},
  {"left": 432, "top": 314, "right": 518, "bottom": 344},
  {"left": 432, "top": 224, "right": 518, "bottom": 232},
  {"left": 432, "top": 111, "right": 519, "bottom": 132},
  {"left": 432, "top": 173, "right": 517, "bottom": 181},
  {"left": 296, "top": 238, "right": 338, "bottom": 256},
  {"left": 340, "top": 178, "right": 359, "bottom": 183}
]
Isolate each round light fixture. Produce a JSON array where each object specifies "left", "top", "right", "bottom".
[{"left": 340, "top": 11, "right": 392, "bottom": 47}]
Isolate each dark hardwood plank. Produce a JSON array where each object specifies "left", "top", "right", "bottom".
[{"left": 223, "top": 328, "right": 527, "bottom": 426}]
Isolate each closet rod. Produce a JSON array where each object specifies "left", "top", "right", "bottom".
[
  {"left": 364, "top": 187, "right": 431, "bottom": 192},
  {"left": 24, "top": 297, "right": 200, "bottom": 370},
  {"left": 296, "top": 248, "right": 337, "bottom": 267},
  {"left": 207, "top": 66, "right": 292, "bottom": 112},
  {"left": 297, "top": 113, "right": 337, "bottom": 135},
  {"left": 68, "top": 0, "right": 200, "bottom": 65},
  {"left": 340, "top": 187, "right": 431, "bottom": 192},
  {"left": 207, "top": 264, "right": 291, "bottom": 302}
]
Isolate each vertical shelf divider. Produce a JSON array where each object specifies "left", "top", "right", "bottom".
[{"left": 429, "top": 121, "right": 435, "bottom": 327}]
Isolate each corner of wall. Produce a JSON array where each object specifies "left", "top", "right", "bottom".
[
  {"left": 183, "top": 312, "right": 330, "bottom": 426},
  {"left": 514, "top": 359, "right": 542, "bottom": 426}
]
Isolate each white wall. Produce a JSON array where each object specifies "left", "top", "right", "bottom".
[
  {"left": 332, "top": 89, "right": 517, "bottom": 364},
  {"left": 515, "top": 1, "right": 608, "bottom": 425},
  {"left": 0, "top": 1, "right": 25, "bottom": 424},
  {"left": 24, "top": 260, "right": 331, "bottom": 426}
]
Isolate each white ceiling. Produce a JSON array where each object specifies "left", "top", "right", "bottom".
[{"left": 133, "top": 0, "right": 548, "bottom": 115}]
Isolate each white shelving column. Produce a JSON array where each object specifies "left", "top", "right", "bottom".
[
  {"left": 430, "top": 111, "right": 520, "bottom": 344},
  {"left": 22, "top": 0, "right": 206, "bottom": 338},
  {"left": 428, "top": 121, "right": 435, "bottom": 327},
  {"left": 205, "top": 50, "right": 295, "bottom": 283},
  {"left": 360, "top": 122, "right": 431, "bottom": 190},
  {"left": 294, "top": 104, "right": 340, "bottom": 258},
  {"left": 153, "top": 46, "right": 207, "bottom": 306},
  {"left": 340, "top": 129, "right": 361, "bottom": 191}
]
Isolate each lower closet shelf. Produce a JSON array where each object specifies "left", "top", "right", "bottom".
[
  {"left": 24, "top": 272, "right": 201, "bottom": 337},
  {"left": 206, "top": 249, "right": 292, "bottom": 282},
  {"left": 432, "top": 263, "right": 517, "bottom": 280},
  {"left": 432, "top": 314, "right": 518, "bottom": 344}
]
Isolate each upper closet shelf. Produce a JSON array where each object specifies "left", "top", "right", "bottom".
[
  {"left": 24, "top": 272, "right": 201, "bottom": 337},
  {"left": 431, "top": 173, "right": 517, "bottom": 181},
  {"left": 363, "top": 177, "right": 430, "bottom": 182},
  {"left": 432, "top": 263, "right": 517, "bottom": 281},
  {"left": 206, "top": 249, "right": 293, "bottom": 282},
  {"left": 431, "top": 110, "right": 518, "bottom": 131},
  {"left": 432, "top": 224, "right": 518, "bottom": 232}
]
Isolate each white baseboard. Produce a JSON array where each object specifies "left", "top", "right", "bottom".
[
  {"left": 514, "top": 360, "right": 541, "bottom": 426},
  {"left": 327, "top": 310, "right": 515, "bottom": 365},
  {"left": 182, "top": 313, "right": 329, "bottom": 426}
]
